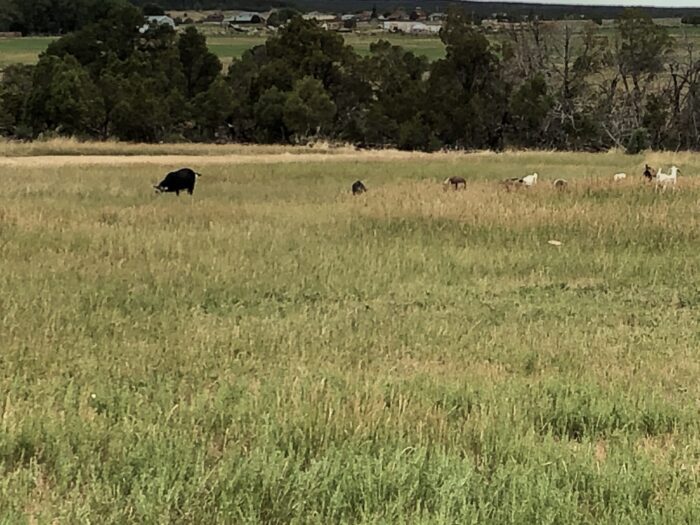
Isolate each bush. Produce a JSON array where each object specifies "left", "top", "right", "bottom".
[{"left": 626, "top": 127, "right": 650, "bottom": 155}]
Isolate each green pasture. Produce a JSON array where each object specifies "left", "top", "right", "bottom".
[
  {"left": 2, "top": 148, "right": 700, "bottom": 522},
  {"left": 4, "top": 22, "right": 700, "bottom": 69},
  {"left": 0, "top": 33, "right": 446, "bottom": 69},
  {"left": 0, "top": 37, "right": 55, "bottom": 68}
]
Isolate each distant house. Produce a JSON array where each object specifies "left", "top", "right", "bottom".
[
  {"left": 481, "top": 19, "right": 522, "bottom": 32},
  {"left": 382, "top": 20, "right": 441, "bottom": 34},
  {"left": 428, "top": 12, "right": 447, "bottom": 22},
  {"left": 139, "top": 15, "right": 176, "bottom": 33},
  {"left": 226, "top": 11, "right": 266, "bottom": 25},
  {"left": 302, "top": 11, "right": 338, "bottom": 23},
  {"left": 410, "top": 7, "right": 427, "bottom": 21},
  {"left": 386, "top": 9, "right": 409, "bottom": 21},
  {"left": 202, "top": 12, "right": 225, "bottom": 23}
]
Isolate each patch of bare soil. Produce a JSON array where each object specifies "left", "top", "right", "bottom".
[{"left": 0, "top": 150, "right": 452, "bottom": 168}]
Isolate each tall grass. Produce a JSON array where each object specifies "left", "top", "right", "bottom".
[
  {"left": 2, "top": 150, "right": 700, "bottom": 522},
  {"left": 0, "top": 137, "right": 357, "bottom": 157}
]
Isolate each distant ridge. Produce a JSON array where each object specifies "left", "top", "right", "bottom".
[{"left": 130, "top": 0, "right": 700, "bottom": 18}]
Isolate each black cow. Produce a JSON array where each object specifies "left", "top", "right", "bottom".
[
  {"left": 352, "top": 180, "right": 367, "bottom": 195},
  {"left": 154, "top": 168, "right": 201, "bottom": 196}
]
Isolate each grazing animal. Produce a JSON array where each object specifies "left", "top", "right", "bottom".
[
  {"left": 351, "top": 180, "right": 367, "bottom": 195},
  {"left": 443, "top": 176, "right": 466, "bottom": 190},
  {"left": 643, "top": 164, "right": 655, "bottom": 181},
  {"left": 613, "top": 173, "right": 627, "bottom": 182},
  {"left": 501, "top": 177, "right": 522, "bottom": 191},
  {"left": 553, "top": 178, "right": 568, "bottom": 190},
  {"left": 520, "top": 172, "right": 538, "bottom": 187},
  {"left": 154, "top": 168, "right": 201, "bottom": 195},
  {"left": 502, "top": 174, "right": 537, "bottom": 191},
  {"left": 654, "top": 165, "right": 679, "bottom": 191}
]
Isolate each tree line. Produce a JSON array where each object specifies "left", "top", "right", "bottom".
[{"left": 1, "top": 3, "right": 700, "bottom": 152}]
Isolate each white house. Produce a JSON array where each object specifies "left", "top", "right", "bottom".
[
  {"left": 382, "top": 21, "right": 441, "bottom": 34},
  {"left": 428, "top": 12, "right": 448, "bottom": 22},
  {"left": 139, "top": 15, "right": 176, "bottom": 33},
  {"left": 302, "top": 11, "right": 337, "bottom": 22}
]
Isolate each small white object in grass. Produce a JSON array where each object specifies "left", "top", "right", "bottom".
[
  {"left": 548, "top": 240, "right": 562, "bottom": 246},
  {"left": 90, "top": 393, "right": 97, "bottom": 400},
  {"left": 614, "top": 173, "right": 627, "bottom": 181}
]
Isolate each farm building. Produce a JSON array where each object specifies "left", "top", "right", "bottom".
[
  {"left": 385, "top": 9, "right": 410, "bottom": 21},
  {"left": 382, "top": 20, "right": 441, "bottom": 34},
  {"left": 428, "top": 12, "right": 448, "bottom": 22},
  {"left": 201, "top": 12, "right": 224, "bottom": 23},
  {"left": 302, "top": 11, "right": 338, "bottom": 22},
  {"left": 225, "top": 11, "right": 267, "bottom": 25}
]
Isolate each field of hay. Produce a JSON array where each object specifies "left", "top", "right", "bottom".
[{"left": 2, "top": 145, "right": 700, "bottom": 522}]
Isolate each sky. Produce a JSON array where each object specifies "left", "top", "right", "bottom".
[{"left": 474, "top": 0, "right": 700, "bottom": 6}]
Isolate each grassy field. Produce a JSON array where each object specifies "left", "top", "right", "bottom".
[
  {"left": 2, "top": 145, "right": 700, "bottom": 522},
  {"left": 0, "top": 37, "right": 56, "bottom": 68},
  {"left": 0, "top": 33, "right": 445, "bottom": 68},
  {"left": 4, "top": 22, "right": 700, "bottom": 68}
]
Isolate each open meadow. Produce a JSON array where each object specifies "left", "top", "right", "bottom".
[
  {"left": 0, "top": 33, "right": 446, "bottom": 69},
  {"left": 2, "top": 144, "right": 700, "bottom": 522},
  {"left": 4, "top": 20, "right": 700, "bottom": 69}
]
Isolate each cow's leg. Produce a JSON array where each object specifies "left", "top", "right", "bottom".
[{"left": 175, "top": 190, "right": 180, "bottom": 196}]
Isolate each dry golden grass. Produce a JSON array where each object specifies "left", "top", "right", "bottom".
[
  {"left": 2, "top": 148, "right": 700, "bottom": 522},
  {"left": 0, "top": 137, "right": 359, "bottom": 158}
]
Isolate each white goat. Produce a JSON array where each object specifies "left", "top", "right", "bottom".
[
  {"left": 655, "top": 166, "right": 680, "bottom": 191},
  {"left": 613, "top": 173, "right": 627, "bottom": 182},
  {"left": 520, "top": 173, "right": 538, "bottom": 187}
]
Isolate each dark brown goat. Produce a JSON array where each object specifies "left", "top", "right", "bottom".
[{"left": 443, "top": 176, "right": 466, "bottom": 190}]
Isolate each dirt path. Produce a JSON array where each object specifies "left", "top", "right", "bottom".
[{"left": 0, "top": 150, "right": 454, "bottom": 168}]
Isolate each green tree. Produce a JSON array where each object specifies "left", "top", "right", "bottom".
[
  {"left": 616, "top": 10, "right": 672, "bottom": 89},
  {"left": 178, "top": 26, "right": 222, "bottom": 98},
  {"left": 191, "top": 76, "right": 236, "bottom": 139},
  {"left": 398, "top": 115, "right": 440, "bottom": 151},
  {"left": 426, "top": 9, "right": 508, "bottom": 149},
  {"left": 0, "top": 64, "right": 33, "bottom": 136},
  {"left": 254, "top": 86, "right": 288, "bottom": 143},
  {"left": 27, "top": 55, "right": 104, "bottom": 136},
  {"left": 226, "top": 20, "right": 365, "bottom": 144},
  {"left": 282, "top": 76, "right": 336, "bottom": 140},
  {"left": 106, "top": 49, "right": 188, "bottom": 142},
  {"left": 358, "top": 40, "right": 428, "bottom": 147},
  {"left": 614, "top": 10, "right": 673, "bottom": 138},
  {"left": 508, "top": 73, "right": 552, "bottom": 147},
  {"left": 142, "top": 3, "right": 165, "bottom": 15},
  {"left": 264, "top": 16, "right": 354, "bottom": 94},
  {"left": 265, "top": 8, "right": 298, "bottom": 28},
  {"left": 44, "top": 2, "right": 144, "bottom": 73}
]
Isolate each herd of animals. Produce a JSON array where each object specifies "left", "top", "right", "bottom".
[
  {"left": 353, "top": 163, "right": 681, "bottom": 195},
  {"left": 152, "top": 164, "right": 682, "bottom": 197}
]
